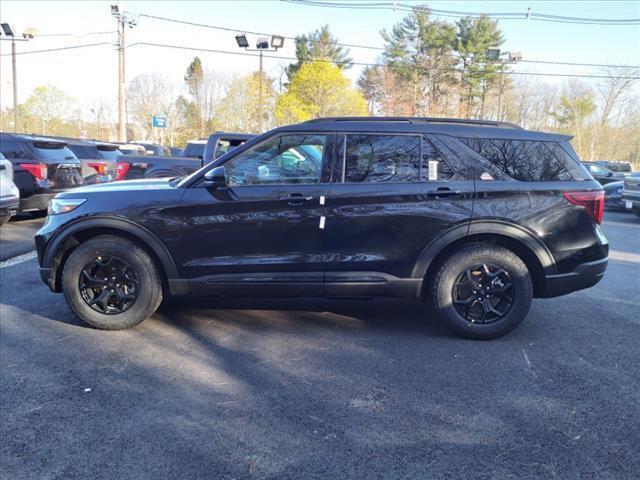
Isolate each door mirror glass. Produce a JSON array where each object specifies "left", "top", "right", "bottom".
[{"left": 203, "top": 166, "right": 227, "bottom": 188}]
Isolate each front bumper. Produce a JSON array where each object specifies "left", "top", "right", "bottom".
[{"left": 541, "top": 256, "right": 608, "bottom": 298}]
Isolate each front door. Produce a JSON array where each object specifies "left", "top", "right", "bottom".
[{"left": 178, "top": 132, "right": 333, "bottom": 296}]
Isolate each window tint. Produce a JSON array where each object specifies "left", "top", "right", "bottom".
[
  {"left": 0, "top": 140, "right": 33, "bottom": 160},
  {"left": 226, "top": 134, "right": 327, "bottom": 186},
  {"left": 458, "top": 138, "right": 573, "bottom": 181},
  {"left": 68, "top": 145, "right": 98, "bottom": 159},
  {"left": 422, "top": 137, "right": 453, "bottom": 181},
  {"left": 31, "top": 142, "right": 77, "bottom": 161},
  {"left": 344, "top": 134, "right": 420, "bottom": 183}
]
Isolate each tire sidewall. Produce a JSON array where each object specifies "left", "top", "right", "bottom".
[
  {"left": 62, "top": 237, "right": 161, "bottom": 329},
  {"left": 433, "top": 245, "right": 533, "bottom": 339}
]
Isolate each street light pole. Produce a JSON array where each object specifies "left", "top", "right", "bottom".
[
  {"left": 11, "top": 37, "right": 17, "bottom": 131},
  {"left": 497, "top": 62, "right": 505, "bottom": 121},
  {"left": 486, "top": 49, "right": 522, "bottom": 122},
  {"left": 118, "top": 16, "right": 126, "bottom": 142},
  {"left": 235, "top": 34, "right": 284, "bottom": 132}
]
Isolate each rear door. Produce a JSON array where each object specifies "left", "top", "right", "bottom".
[{"left": 324, "top": 132, "right": 475, "bottom": 295}]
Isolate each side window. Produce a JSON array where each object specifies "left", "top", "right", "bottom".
[
  {"left": 344, "top": 134, "right": 421, "bottom": 183},
  {"left": 225, "top": 134, "right": 327, "bottom": 186},
  {"left": 0, "top": 140, "right": 32, "bottom": 160},
  {"left": 458, "top": 138, "right": 573, "bottom": 181},
  {"left": 423, "top": 137, "right": 453, "bottom": 181}
]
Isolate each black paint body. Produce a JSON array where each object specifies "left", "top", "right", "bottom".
[{"left": 36, "top": 118, "right": 608, "bottom": 301}]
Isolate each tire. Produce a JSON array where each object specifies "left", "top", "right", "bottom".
[
  {"left": 62, "top": 235, "right": 163, "bottom": 330},
  {"left": 430, "top": 243, "right": 533, "bottom": 340}
]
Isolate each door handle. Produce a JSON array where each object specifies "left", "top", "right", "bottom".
[
  {"left": 279, "top": 193, "right": 314, "bottom": 206},
  {"left": 428, "top": 188, "right": 462, "bottom": 199}
]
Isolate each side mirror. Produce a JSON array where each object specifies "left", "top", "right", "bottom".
[{"left": 203, "top": 166, "right": 227, "bottom": 188}]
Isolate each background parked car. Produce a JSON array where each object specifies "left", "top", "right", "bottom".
[
  {"left": 169, "top": 146, "right": 184, "bottom": 157},
  {"left": 116, "top": 132, "right": 253, "bottom": 179},
  {"left": 132, "top": 142, "right": 171, "bottom": 156},
  {"left": 0, "top": 152, "right": 20, "bottom": 225},
  {"left": 594, "top": 160, "right": 633, "bottom": 174},
  {"left": 622, "top": 171, "right": 640, "bottom": 217},
  {"left": 181, "top": 139, "right": 207, "bottom": 159},
  {"left": 0, "top": 133, "right": 84, "bottom": 213},
  {"left": 581, "top": 161, "right": 624, "bottom": 185},
  {"left": 117, "top": 144, "right": 147, "bottom": 156},
  {"left": 603, "top": 181, "right": 625, "bottom": 210},
  {"left": 48, "top": 137, "right": 120, "bottom": 184}
]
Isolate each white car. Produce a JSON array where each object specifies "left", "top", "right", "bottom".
[{"left": 0, "top": 152, "right": 20, "bottom": 225}]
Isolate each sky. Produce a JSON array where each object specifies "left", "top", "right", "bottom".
[{"left": 1, "top": 0, "right": 639, "bottom": 120}]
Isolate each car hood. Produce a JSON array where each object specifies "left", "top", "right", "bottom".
[{"left": 59, "top": 178, "right": 175, "bottom": 196}]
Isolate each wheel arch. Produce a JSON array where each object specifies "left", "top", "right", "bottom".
[
  {"left": 413, "top": 220, "right": 556, "bottom": 298},
  {"left": 43, "top": 216, "right": 178, "bottom": 292}
]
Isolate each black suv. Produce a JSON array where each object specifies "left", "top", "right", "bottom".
[
  {"left": 35, "top": 117, "right": 608, "bottom": 339},
  {"left": 0, "top": 133, "right": 85, "bottom": 212}
]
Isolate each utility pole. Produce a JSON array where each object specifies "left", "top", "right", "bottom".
[
  {"left": 258, "top": 48, "right": 263, "bottom": 131},
  {"left": 11, "top": 37, "right": 17, "bottom": 131},
  {"left": 497, "top": 62, "right": 505, "bottom": 121},
  {"left": 112, "top": 4, "right": 127, "bottom": 142},
  {"left": 1, "top": 24, "right": 33, "bottom": 131}
]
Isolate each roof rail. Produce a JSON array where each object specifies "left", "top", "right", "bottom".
[{"left": 302, "top": 116, "right": 523, "bottom": 129}]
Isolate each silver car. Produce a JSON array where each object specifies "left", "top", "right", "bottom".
[{"left": 0, "top": 152, "right": 20, "bottom": 225}]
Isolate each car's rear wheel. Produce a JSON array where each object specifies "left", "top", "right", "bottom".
[
  {"left": 62, "top": 235, "right": 162, "bottom": 330},
  {"left": 430, "top": 243, "right": 533, "bottom": 339}
]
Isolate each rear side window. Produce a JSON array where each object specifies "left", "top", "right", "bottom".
[
  {"left": 459, "top": 138, "right": 573, "bottom": 181},
  {"left": 422, "top": 137, "right": 453, "bottom": 181},
  {"left": 0, "top": 139, "right": 33, "bottom": 160},
  {"left": 344, "top": 134, "right": 421, "bottom": 183}
]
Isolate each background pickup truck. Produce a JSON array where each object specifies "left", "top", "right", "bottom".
[{"left": 118, "top": 132, "right": 253, "bottom": 179}]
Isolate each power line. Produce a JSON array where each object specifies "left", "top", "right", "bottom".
[
  {"left": 0, "top": 42, "right": 114, "bottom": 57},
  {"left": 125, "top": 41, "right": 640, "bottom": 79},
  {"left": 126, "top": 11, "right": 640, "bottom": 69},
  {"left": 284, "top": 0, "right": 640, "bottom": 25},
  {"left": 37, "top": 31, "right": 117, "bottom": 38}
]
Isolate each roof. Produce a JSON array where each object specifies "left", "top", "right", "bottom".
[{"left": 280, "top": 117, "right": 572, "bottom": 142}]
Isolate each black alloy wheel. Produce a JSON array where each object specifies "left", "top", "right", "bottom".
[
  {"left": 452, "top": 263, "right": 514, "bottom": 324},
  {"left": 79, "top": 255, "right": 139, "bottom": 315}
]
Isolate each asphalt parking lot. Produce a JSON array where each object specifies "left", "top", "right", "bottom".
[{"left": 1, "top": 211, "right": 639, "bottom": 479}]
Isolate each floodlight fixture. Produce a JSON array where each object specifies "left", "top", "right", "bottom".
[
  {"left": 110, "top": 4, "right": 120, "bottom": 16},
  {"left": 235, "top": 34, "right": 249, "bottom": 48},
  {"left": 270, "top": 35, "right": 284, "bottom": 49},
  {"left": 1, "top": 23, "right": 15, "bottom": 37},
  {"left": 256, "top": 37, "right": 269, "bottom": 49},
  {"left": 486, "top": 48, "right": 501, "bottom": 60}
]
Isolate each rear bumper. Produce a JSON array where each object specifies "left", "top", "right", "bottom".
[
  {"left": 19, "top": 193, "right": 55, "bottom": 212},
  {"left": 541, "top": 257, "right": 608, "bottom": 298},
  {"left": 0, "top": 195, "right": 19, "bottom": 217},
  {"left": 621, "top": 192, "right": 640, "bottom": 213}
]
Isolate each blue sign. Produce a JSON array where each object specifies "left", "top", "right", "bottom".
[{"left": 152, "top": 116, "right": 167, "bottom": 128}]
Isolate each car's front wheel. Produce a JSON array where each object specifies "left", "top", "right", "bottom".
[
  {"left": 431, "top": 243, "right": 533, "bottom": 339},
  {"left": 62, "top": 235, "right": 163, "bottom": 330}
]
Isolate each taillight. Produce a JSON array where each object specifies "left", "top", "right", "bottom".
[
  {"left": 563, "top": 191, "right": 604, "bottom": 224},
  {"left": 114, "top": 162, "right": 130, "bottom": 181},
  {"left": 20, "top": 163, "right": 48, "bottom": 180},
  {"left": 86, "top": 161, "right": 109, "bottom": 175}
]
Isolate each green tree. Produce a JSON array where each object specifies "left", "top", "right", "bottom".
[
  {"left": 276, "top": 61, "right": 368, "bottom": 124},
  {"left": 184, "top": 57, "right": 205, "bottom": 135},
  {"left": 286, "top": 25, "right": 352, "bottom": 80},
  {"left": 381, "top": 6, "right": 458, "bottom": 115},
  {"left": 455, "top": 15, "right": 504, "bottom": 117},
  {"left": 550, "top": 82, "right": 597, "bottom": 157},
  {"left": 21, "top": 84, "right": 77, "bottom": 135},
  {"left": 215, "top": 72, "right": 277, "bottom": 133}
]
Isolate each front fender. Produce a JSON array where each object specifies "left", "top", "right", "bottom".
[{"left": 39, "top": 214, "right": 179, "bottom": 281}]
